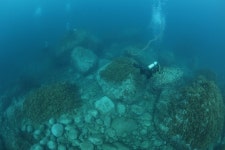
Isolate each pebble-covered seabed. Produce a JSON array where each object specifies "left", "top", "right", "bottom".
[
  {"left": 0, "top": 30, "right": 224, "bottom": 150},
  {"left": 0, "top": 65, "right": 182, "bottom": 149}
]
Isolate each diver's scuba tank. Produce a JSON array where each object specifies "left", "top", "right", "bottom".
[
  {"left": 134, "top": 61, "right": 160, "bottom": 79},
  {"left": 148, "top": 61, "right": 158, "bottom": 69}
]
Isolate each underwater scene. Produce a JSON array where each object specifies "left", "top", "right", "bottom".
[{"left": 1, "top": 0, "right": 225, "bottom": 149}]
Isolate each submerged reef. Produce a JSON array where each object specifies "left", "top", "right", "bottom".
[
  {"left": 99, "top": 57, "right": 138, "bottom": 83},
  {"left": 1, "top": 56, "right": 224, "bottom": 149},
  {"left": 150, "top": 67, "right": 184, "bottom": 90},
  {"left": 1, "top": 27, "right": 225, "bottom": 149},
  {"left": 97, "top": 57, "right": 147, "bottom": 103},
  {"left": 71, "top": 46, "right": 97, "bottom": 74},
  {"left": 22, "top": 82, "right": 81, "bottom": 125},
  {"left": 0, "top": 82, "right": 81, "bottom": 150},
  {"left": 154, "top": 76, "right": 225, "bottom": 149}
]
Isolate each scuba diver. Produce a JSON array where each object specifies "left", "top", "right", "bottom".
[{"left": 133, "top": 61, "right": 160, "bottom": 79}]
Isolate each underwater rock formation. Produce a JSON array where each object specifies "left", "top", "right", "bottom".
[
  {"left": 95, "top": 96, "right": 115, "bottom": 114},
  {"left": 153, "top": 76, "right": 225, "bottom": 149},
  {"left": 0, "top": 83, "right": 81, "bottom": 149},
  {"left": 71, "top": 46, "right": 97, "bottom": 74},
  {"left": 97, "top": 57, "right": 146, "bottom": 103},
  {"left": 0, "top": 99, "right": 34, "bottom": 150},
  {"left": 150, "top": 67, "right": 184, "bottom": 90},
  {"left": 22, "top": 82, "right": 81, "bottom": 125}
]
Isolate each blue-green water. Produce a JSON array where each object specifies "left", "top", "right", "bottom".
[{"left": 0, "top": 0, "right": 225, "bottom": 149}]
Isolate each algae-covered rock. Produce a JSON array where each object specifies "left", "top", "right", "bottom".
[
  {"left": 95, "top": 96, "right": 115, "bottom": 114},
  {"left": 154, "top": 76, "right": 225, "bottom": 149},
  {"left": 99, "top": 57, "right": 138, "bottom": 83},
  {"left": 111, "top": 117, "right": 138, "bottom": 137},
  {"left": 97, "top": 57, "right": 146, "bottom": 103},
  {"left": 150, "top": 67, "right": 184, "bottom": 90},
  {"left": 71, "top": 47, "right": 97, "bottom": 74},
  {"left": 51, "top": 123, "right": 64, "bottom": 137},
  {"left": 22, "top": 83, "right": 81, "bottom": 125}
]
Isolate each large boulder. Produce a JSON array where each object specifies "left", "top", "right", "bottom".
[
  {"left": 22, "top": 83, "right": 81, "bottom": 125},
  {"left": 153, "top": 76, "right": 225, "bottom": 149},
  {"left": 150, "top": 67, "right": 184, "bottom": 90},
  {"left": 97, "top": 57, "right": 146, "bottom": 103},
  {"left": 71, "top": 47, "right": 97, "bottom": 74}
]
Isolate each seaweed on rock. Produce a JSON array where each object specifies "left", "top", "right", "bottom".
[
  {"left": 99, "top": 57, "right": 139, "bottom": 84},
  {"left": 97, "top": 57, "right": 147, "bottom": 103},
  {"left": 153, "top": 76, "right": 225, "bottom": 149},
  {"left": 22, "top": 82, "right": 81, "bottom": 125}
]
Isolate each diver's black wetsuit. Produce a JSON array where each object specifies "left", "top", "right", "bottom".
[{"left": 133, "top": 63, "right": 160, "bottom": 79}]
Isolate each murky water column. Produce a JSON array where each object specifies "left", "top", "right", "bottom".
[
  {"left": 142, "top": 0, "right": 166, "bottom": 51},
  {"left": 151, "top": 0, "right": 165, "bottom": 39}
]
